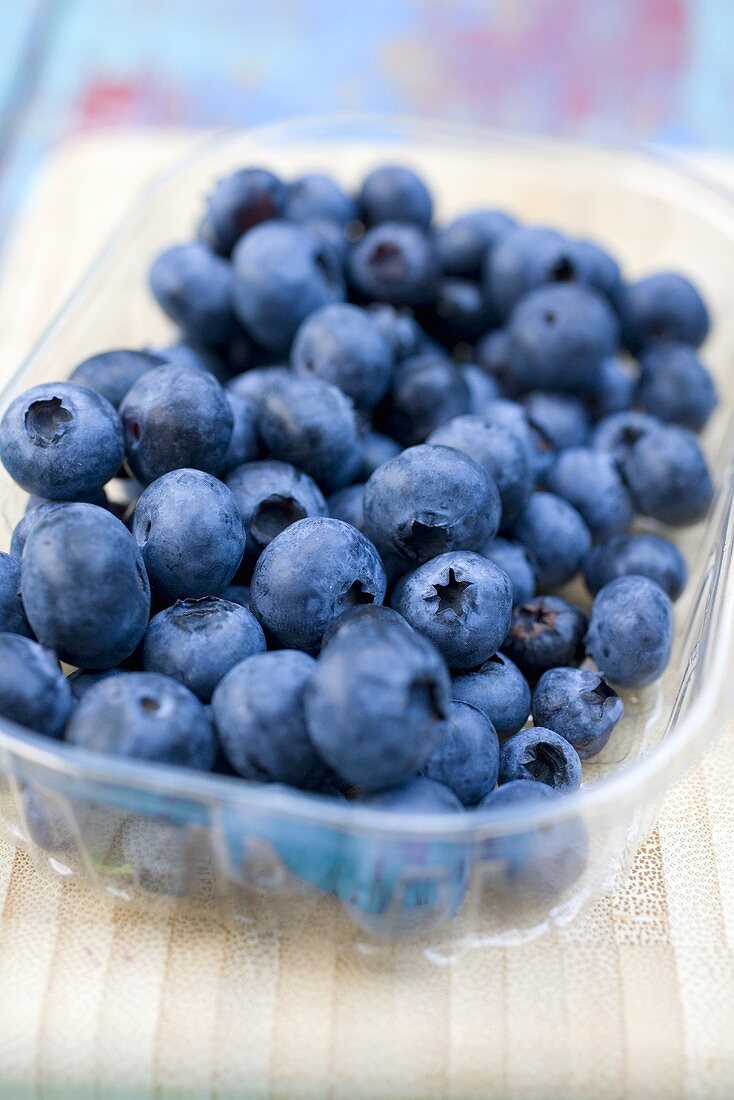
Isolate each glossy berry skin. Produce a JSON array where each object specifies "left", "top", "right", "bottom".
[
  {"left": 305, "top": 621, "right": 450, "bottom": 789},
  {"left": 483, "top": 225, "right": 582, "bottom": 321},
  {"left": 480, "top": 538, "right": 536, "bottom": 605},
  {"left": 0, "top": 552, "right": 32, "bottom": 636},
  {"left": 423, "top": 278, "right": 492, "bottom": 346},
  {"left": 420, "top": 700, "right": 500, "bottom": 806},
  {"left": 337, "top": 778, "right": 468, "bottom": 940},
  {"left": 451, "top": 652, "right": 531, "bottom": 739},
  {"left": 120, "top": 364, "right": 233, "bottom": 485},
  {"left": 505, "top": 283, "right": 619, "bottom": 393},
  {"left": 284, "top": 173, "right": 358, "bottom": 226},
  {"left": 498, "top": 726, "right": 582, "bottom": 792},
  {"left": 149, "top": 242, "right": 240, "bottom": 347},
  {"left": 69, "top": 348, "right": 164, "bottom": 409},
  {"left": 212, "top": 650, "right": 326, "bottom": 788},
  {"left": 588, "top": 356, "right": 638, "bottom": 419},
  {"left": 349, "top": 222, "right": 439, "bottom": 308},
  {"left": 259, "top": 375, "right": 362, "bottom": 492},
  {"left": 436, "top": 209, "right": 516, "bottom": 278},
  {"left": 328, "top": 484, "right": 366, "bottom": 532},
  {"left": 66, "top": 672, "right": 216, "bottom": 771},
  {"left": 359, "top": 430, "right": 401, "bottom": 478},
  {"left": 428, "top": 415, "right": 533, "bottom": 527},
  {"left": 0, "top": 382, "right": 123, "bottom": 501},
  {"left": 479, "top": 399, "right": 555, "bottom": 482},
  {"left": 364, "top": 444, "right": 501, "bottom": 566},
  {"left": 583, "top": 534, "right": 687, "bottom": 601},
  {"left": 545, "top": 447, "right": 633, "bottom": 540},
  {"left": 522, "top": 391, "right": 590, "bottom": 451},
  {"left": 619, "top": 423, "right": 713, "bottom": 526},
  {"left": 250, "top": 517, "right": 386, "bottom": 652},
  {"left": 358, "top": 164, "right": 433, "bottom": 228},
  {"left": 291, "top": 303, "right": 393, "bottom": 410},
  {"left": 620, "top": 272, "right": 710, "bottom": 353},
  {"left": 638, "top": 343, "right": 717, "bottom": 431},
  {"left": 378, "top": 352, "right": 469, "bottom": 445},
  {"left": 0, "top": 634, "right": 72, "bottom": 737},
  {"left": 199, "top": 167, "right": 287, "bottom": 256},
  {"left": 504, "top": 597, "right": 588, "bottom": 680},
  {"left": 143, "top": 597, "right": 266, "bottom": 702},
  {"left": 133, "top": 469, "right": 244, "bottom": 603},
  {"left": 512, "top": 492, "right": 591, "bottom": 589},
  {"left": 393, "top": 550, "right": 512, "bottom": 670},
  {"left": 225, "top": 459, "right": 327, "bottom": 565},
  {"left": 232, "top": 221, "right": 345, "bottom": 353},
  {"left": 226, "top": 364, "right": 289, "bottom": 406},
  {"left": 220, "top": 392, "right": 260, "bottom": 474},
  {"left": 533, "top": 667, "right": 624, "bottom": 759},
  {"left": 21, "top": 504, "right": 150, "bottom": 669},
  {"left": 585, "top": 575, "right": 673, "bottom": 689}
]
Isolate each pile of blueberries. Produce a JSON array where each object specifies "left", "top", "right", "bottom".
[{"left": 0, "top": 162, "right": 716, "bottom": 923}]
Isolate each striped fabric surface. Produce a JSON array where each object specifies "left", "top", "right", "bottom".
[{"left": 0, "top": 132, "right": 732, "bottom": 1099}]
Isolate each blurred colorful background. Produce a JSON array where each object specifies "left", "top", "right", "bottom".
[{"left": 2, "top": 0, "right": 733, "bottom": 239}]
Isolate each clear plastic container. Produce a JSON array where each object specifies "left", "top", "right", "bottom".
[{"left": 2, "top": 116, "right": 734, "bottom": 953}]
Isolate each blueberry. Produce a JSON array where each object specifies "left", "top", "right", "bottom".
[
  {"left": 358, "top": 164, "right": 433, "bottom": 228},
  {"left": 544, "top": 447, "right": 633, "bottom": 540},
  {"left": 199, "top": 167, "right": 287, "bottom": 256},
  {"left": 585, "top": 575, "right": 673, "bottom": 688},
  {"left": 0, "top": 634, "right": 72, "bottom": 737},
  {"left": 319, "top": 603, "right": 413, "bottom": 652},
  {"left": 120, "top": 364, "right": 233, "bottom": 484},
  {"left": 133, "top": 469, "right": 244, "bottom": 602},
  {"left": 619, "top": 423, "right": 713, "bottom": 526},
  {"left": 66, "top": 672, "right": 216, "bottom": 770},
  {"left": 143, "top": 597, "right": 265, "bottom": 702},
  {"left": 305, "top": 618, "right": 449, "bottom": 789},
  {"left": 337, "top": 779, "right": 468, "bottom": 939},
  {"left": 225, "top": 459, "right": 327, "bottom": 566},
  {"left": 349, "top": 222, "right": 439, "bottom": 307},
  {"left": 364, "top": 444, "right": 501, "bottom": 565},
  {"left": 587, "top": 356, "right": 639, "bottom": 419},
  {"left": 533, "top": 667, "right": 624, "bottom": 759},
  {"left": 512, "top": 492, "right": 591, "bottom": 589},
  {"left": 479, "top": 399, "right": 555, "bottom": 481},
  {"left": 359, "top": 430, "right": 401, "bottom": 478},
  {"left": 69, "top": 348, "right": 164, "bottom": 409},
  {"left": 377, "top": 352, "right": 469, "bottom": 445},
  {"left": 212, "top": 650, "right": 327, "bottom": 788},
  {"left": 285, "top": 173, "right": 357, "bottom": 226},
  {"left": 154, "top": 339, "right": 226, "bottom": 377},
  {"left": 250, "top": 517, "right": 386, "bottom": 652},
  {"left": 477, "top": 780, "right": 588, "bottom": 900},
  {"left": 67, "top": 667, "right": 128, "bottom": 701},
  {"left": 591, "top": 409, "right": 660, "bottom": 463},
  {"left": 367, "top": 303, "right": 426, "bottom": 360},
  {"left": 0, "top": 552, "right": 32, "bottom": 636},
  {"left": 328, "top": 483, "right": 366, "bottom": 532},
  {"left": 0, "top": 382, "right": 123, "bottom": 501},
  {"left": 583, "top": 533, "right": 687, "bottom": 601},
  {"left": 480, "top": 538, "right": 536, "bottom": 605},
  {"left": 451, "top": 652, "right": 531, "bottom": 738},
  {"left": 422, "top": 278, "right": 492, "bottom": 346},
  {"left": 428, "top": 415, "right": 533, "bottom": 527},
  {"left": 149, "top": 242, "right": 241, "bottom": 347},
  {"left": 568, "top": 238, "right": 623, "bottom": 304},
  {"left": 226, "top": 364, "right": 289, "bottom": 406},
  {"left": 21, "top": 503, "right": 150, "bottom": 668},
  {"left": 393, "top": 550, "right": 512, "bottom": 670},
  {"left": 484, "top": 225, "right": 581, "bottom": 321},
  {"left": 222, "top": 584, "right": 251, "bottom": 609},
  {"left": 461, "top": 363, "right": 501, "bottom": 413},
  {"left": 638, "top": 342, "right": 717, "bottom": 431},
  {"left": 522, "top": 392, "right": 590, "bottom": 451},
  {"left": 504, "top": 597, "right": 588, "bottom": 680},
  {"left": 620, "top": 272, "right": 710, "bottom": 353},
  {"left": 291, "top": 303, "right": 393, "bottom": 409},
  {"left": 475, "top": 329, "right": 523, "bottom": 397},
  {"left": 506, "top": 283, "right": 619, "bottom": 392},
  {"left": 436, "top": 209, "right": 516, "bottom": 278},
  {"left": 220, "top": 392, "right": 260, "bottom": 474},
  {"left": 259, "top": 375, "right": 362, "bottom": 491},
  {"left": 498, "top": 727, "right": 582, "bottom": 792},
  {"left": 232, "top": 221, "right": 345, "bottom": 354},
  {"left": 303, "top": 219, "right": 351, "bottom": 269},
  {"left": 420, "top": 700, "right": 499, "bottom": 805}
]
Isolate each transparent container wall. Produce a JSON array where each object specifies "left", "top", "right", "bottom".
[{"left": 2, "top": 118, "right": 734, "bottom": 950}]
